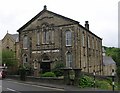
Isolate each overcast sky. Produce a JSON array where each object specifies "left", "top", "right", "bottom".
[{"left": 0, "top": 0, "right": 119, "bottom": 47}]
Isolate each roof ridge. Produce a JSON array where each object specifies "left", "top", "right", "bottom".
[{"left": 17, "top": 8, "right": 79, "bottom": 32}]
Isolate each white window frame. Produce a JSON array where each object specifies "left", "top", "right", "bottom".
[
  {"left": 66, "top": 31, "right": 72, "bottom": 46},
  {"left": 23, "top": 36, "right": 28, "bottom": 49},
  {"left": 66, "top": 53, "right": 72, "bottom": 68}
]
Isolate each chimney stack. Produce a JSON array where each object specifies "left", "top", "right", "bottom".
[
  {"left": 85, "top": 21, "right": 89, "bottom": 30},
  {"left": 44, "top": 5, "right": 47, "bottom": 10}
]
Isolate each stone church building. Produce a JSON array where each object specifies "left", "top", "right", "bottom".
[{"left": 17, "top": 6, "right": 103, "bottom": 76}]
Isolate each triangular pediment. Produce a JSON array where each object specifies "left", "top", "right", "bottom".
[
  {"left": 2, "top": 33, "right": 15, "bottom": 43},
  {"left": 18, "top": 9, "right": 79, "bottom": 31}
]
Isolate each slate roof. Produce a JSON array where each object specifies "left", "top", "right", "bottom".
[
  {"left": 11, "top": 34, "right": 19, "bottom": 42},
  {"left": 2, "top": 33, "right": 19, "bottom": 43},
  {"left": 103, "top": 56, "right": 116, "bottom": 66}
]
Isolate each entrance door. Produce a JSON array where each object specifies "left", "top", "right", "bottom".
[{"left": 40, "top": 62, "right": 50, "bottom": 73}]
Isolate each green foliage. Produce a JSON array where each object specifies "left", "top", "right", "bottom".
[
  {"left": 2, "top": 50, "right": 17, "bottom": 67},
  {"left": 105, "top": 47, "right": 120, "bottom": 66},
  {"left": 96, "top": 80, "right": 112, "bottom": 90},
  {"left": 106, "top": 47, "right": 118, "bottom": 62},
  {"left": 116, "top": 67, "right": 120, "bottom": 78},
  {"left": 79, "top": 75, "right": 116, "bottom": 90},
  {"left": 105, "top": 47, "right": 120, "bottom": 90},
  {"left": 19, "top": 65, "right": 26, "bottom": 70},
  {"left": 19, "top": 65, "right": 27, "bottom": 81},
  {"left": 79, "top": 75, "right": 94, "bottom": 88},
  {"left": 18, "top": 64, "right": 33, "bottom": 76},
  {"left": 52, "top": 63, "right": 65, "bottom": 77},
  {"left": 41, "top": 72, "right": 56, "bottom": 77}
]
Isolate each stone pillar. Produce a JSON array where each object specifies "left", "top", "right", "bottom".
[
  {"left": 73, "top": 68, "right": 82, "bottom": 86},
  {"left": 62, "top": 68, "right": 71, "bottom": 85},
  {"left": 33, "top": 62, "right": 39, "bottom": 77},
  {"left": 34, "top": 69, "right": 39, "bottom": 77}
]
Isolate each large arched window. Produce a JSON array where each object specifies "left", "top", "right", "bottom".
[
  {"left": 66, "top": 52, "right": 72, "bottom": 68},
  {"left": 42, "top": 23, "right": 50, "bottom": 44},
  {"left": 23, "top": 35, "right": 28, "bottom": 49},
  {"left": 66, "top": 31, "right": 72, "bottom": 46}
]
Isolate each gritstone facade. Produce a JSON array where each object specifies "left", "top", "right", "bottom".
[{"left": 17, "top": 6, "right": 103, "bottom": 76}]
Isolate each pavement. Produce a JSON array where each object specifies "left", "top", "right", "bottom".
[{"left": 4, "top": 78, "right": 109, "bottom": 91}]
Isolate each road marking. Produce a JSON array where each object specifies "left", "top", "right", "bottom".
[
  {"left": 7, "top": 80, "right": 64, "bottom": 91},
  {"left": 7, "top": 88, "right": 21, "bottom": 93},
  {"left": 7, "top": 88, "right": 16, "bottom": 91},
  {"left": 30, "top": 84, "right": 64, "bottom": 91}
]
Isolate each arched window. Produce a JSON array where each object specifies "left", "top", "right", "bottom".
[
  {"left": 82, "top": 32, "right": 85, "bottom": 46},
  {"left": 36, "top": 31, "right": 40, "bottom": 45},
  {"left": 50, "top": 31, "right": 54, "bottom": 43},
  {"left": 96, "top": 39, "right": 98, "bottom": 50},
  {"left": 92, "top": 37, "right": 94, "bottom": 49},
  {"left": 42, "top": 23, "right": 50, "bottom": 44},
  {"left": 23, "top": 54, "right": 28, "bottom": 63},
  {"left": 23, "top": 36, "right": 28, "bottom": 49},
  {"left": 66, "top": 52, "right": 72, "bottom": 68},
  {"left": 46, "top": 31, "right": 50, "bottom": 44},
  {"left": 66, "top": 31, "right": 72, "bottom": 46},
  {"left": 88, "top": 35, "right": 90, "bottom": 48}
]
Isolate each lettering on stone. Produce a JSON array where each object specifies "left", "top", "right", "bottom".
[{"left": 32, "top": 49, "right": 59, "bottom": 53}]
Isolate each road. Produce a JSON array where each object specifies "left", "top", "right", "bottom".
[
  {"left": 1, "top": 79, "right": 118, "bottom": 93},
  {"left": 1, "top": 79, "right": 64, "bottom": 92}
]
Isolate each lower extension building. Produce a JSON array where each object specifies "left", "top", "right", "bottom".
[{"left": 17, "top": 6, "right": 103, "bottom": 76}]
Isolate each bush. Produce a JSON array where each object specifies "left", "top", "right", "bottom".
[
  {"left": 52, "top": 63, "right": 65, "bottom": 77},
  {"left": 19, "top": 65, "right": 26, "bottom": 81},
  {"left": 41, "top": 72, "right": 56, "bottom": 77},
  {"left": 79, "top": 75, "right": 117, "bottom": 90},
  {"left": 79, "top": 75, "right": 94, "bottom": 88},
  {"left": 96, "top": 80, "right": 112, "bottom": 90}
]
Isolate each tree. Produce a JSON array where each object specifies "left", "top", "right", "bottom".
[
  {"left": 105, "top": 47, "right": 120, "bottom": 90},
  {"left": 2, "top": 50, "right": 17, "bottom": 67}
]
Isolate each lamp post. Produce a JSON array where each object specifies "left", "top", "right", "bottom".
[
  {"left": 93, "top": 70, "right": 96, "bottom": 89},
  {"left": 112, "top": 69, "right": 115, "bottom": 91}
]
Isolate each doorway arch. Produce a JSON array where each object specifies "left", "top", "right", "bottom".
[{"left": 40, "top": 53, "right": 51, "bottom": 73}]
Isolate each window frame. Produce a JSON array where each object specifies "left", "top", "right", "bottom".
[
  {"left": 23, "top": 35, "right": 28, "bottom": 49},
  {"left": 88, "top": 35, "right": 90, "bottom": 48},
  {"left": 66, "top": 30, "right": 72, "bottom": 46},
  {"left": 23, "top": 54, "right": 28, "bottom": 64},
  {"left": 36, "top": 30, "right": 40, "bottom": 46},
  {"left": 82, "top": 32, "right": 85, "bottom": 47},
  {"left": 66, "top": 52, "right": 72, "bottom": 68}
]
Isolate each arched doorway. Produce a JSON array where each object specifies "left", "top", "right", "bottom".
[{"left": 40, "top": 53, "right": 51, "bottom": 73}]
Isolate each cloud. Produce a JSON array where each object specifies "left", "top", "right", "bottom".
[{"left": 0, "top": 0, "right": 118, "bottom": 47}]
